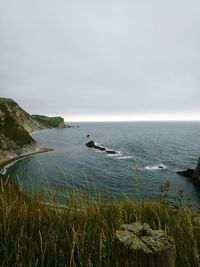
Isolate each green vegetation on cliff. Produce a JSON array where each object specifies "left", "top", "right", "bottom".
[
  {"left": 0, "top": 174, "right": 199, "bottom": 267},
  {"left": 0, "top": 102, "right": 34, "bottom": 146},
  {"left": 32, "top": 114, "right": 65, "bottom": 128}
]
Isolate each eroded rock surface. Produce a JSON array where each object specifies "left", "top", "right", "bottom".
[{"left": 115, "top": 222, "right": 176, "bottom": 267}]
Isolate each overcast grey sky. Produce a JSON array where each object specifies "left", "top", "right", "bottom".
[{"left": 0, "top": 0, "right": 200, "bottom": 121}]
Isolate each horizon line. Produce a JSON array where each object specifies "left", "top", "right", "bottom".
[
  {"left": 63, "top": 114, "right": 200, "bottom": 123},
  {"left": 62, "top": 112, "right": 200, "bottom": 122},
  {"left": 65, "top": 119, "right": 200, "bottom": 123}
]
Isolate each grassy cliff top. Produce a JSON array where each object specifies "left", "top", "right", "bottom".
[{"left": 32, "top": 114, "right": 65, "bottom": 128}]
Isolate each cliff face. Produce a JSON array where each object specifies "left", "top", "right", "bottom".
[
  {"left": 0, "top": 97, "right": 65, "bottom": 166},
  {"left": 0, "top": 98, "right": 40, "bottom": 165},
  {"left": 0, "top": 98, "right": 45, "bottom": 133}
]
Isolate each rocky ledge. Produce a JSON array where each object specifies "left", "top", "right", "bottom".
[
  {"left": 176, "top": 158, "right": 200, "bottom": 186},
  {"left": 86, "top": 140, "right": 116, "bottom": 154}
]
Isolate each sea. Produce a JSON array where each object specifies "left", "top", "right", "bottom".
[{"left": 3, "top": 122, "right": 200, "bottom": 207}]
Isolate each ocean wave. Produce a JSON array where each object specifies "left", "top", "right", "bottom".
[
  {"left": 117, "top": 156, "right": 133, "bottom": 160},
  {"left": 145, "top": 163, "right": 168, "bottom": 170}
]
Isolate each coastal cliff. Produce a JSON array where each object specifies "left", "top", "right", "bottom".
[
  {"left": 177, "top": 158, "right": 200, "bottom": 186},
  {"left": 0, "top": 97, "right": 65, "bottom": 167},
  {"left": 0, "top": 98, "right": 45, "bottom": 133}
]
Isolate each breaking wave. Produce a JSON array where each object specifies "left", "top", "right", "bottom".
[
  {"left": 117, "top": 156, "right": 133, "bottom": 160},
  {"left": 145, "top": 163, "right": 168, "bottom": 170}
]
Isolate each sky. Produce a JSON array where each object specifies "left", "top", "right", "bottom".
[{"left": 0, "top": 0, "right": 200, "bottom": 122}]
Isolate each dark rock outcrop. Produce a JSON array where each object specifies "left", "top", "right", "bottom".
[
  {"left": 85, "top": 140, "right": 116, "bottom": 154},
  {"left": 65, "top": 124, "right": 76, "bottom": 128},
  {"left": 106, "top": 150, "right": 116, "bottom": 154},
  {"left": 86, "top": 141, "right": 96, "bottom": 148},
  {"left": 193, "top": 158, "right": 200, "bottom": 185},
  {"left": 176, "top": 158, "right": 200, "bottom": 186},
  {"left": 158, "top": 165, "right": 165, "bottom": 169},
  {"left": 176, "top": 169, "right": 195, "bottom": 178},
  {"left": 95, "top": 145, "right": 106, "bottom": 151}
]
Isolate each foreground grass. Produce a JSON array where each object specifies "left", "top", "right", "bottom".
[{"left": 0, "top": 174, "right": 200, "bottom": 267}]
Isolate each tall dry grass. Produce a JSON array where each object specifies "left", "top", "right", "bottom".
[{"left": 0, "top": 174, "right": 200, "bottom": 266}]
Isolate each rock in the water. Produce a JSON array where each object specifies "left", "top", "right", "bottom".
[
  {"left": 106, "top": 150, "right": 116, "bottom": 154},
  {"left": 176, "top": 169, "right": 194, "bottom": 178},
  {"left": 85, "top": 140, "right": 116, "bottom": 154},
  {"left": 86, "top": 134, "right": 90, "bottom": 138},
  {"left": 85, "top": 140, "right": 95, "bottom": 148},
  {"left": 95, "top": 145, "right": 106, "bottom": 151},
  {"left": 176, "top": 158, "right": 200, "bottom": 186}
]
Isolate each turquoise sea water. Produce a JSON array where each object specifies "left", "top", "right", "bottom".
[{"left": 5, "top": 122, "right": 200, "bottom": 207}]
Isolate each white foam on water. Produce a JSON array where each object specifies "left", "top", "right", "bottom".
[
  {"left": 117, "top": 156, "right": 133, "bottom": 160},
  {"left": 95, "top": 150, "right": 105, "bottom": 153},
  {"left": 145, "top": 163, "right": 168, "bottom": 170}
]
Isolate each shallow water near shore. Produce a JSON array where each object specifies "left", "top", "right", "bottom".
[{"left": 5, "top": 122, "right": 200, "bottom": 207}]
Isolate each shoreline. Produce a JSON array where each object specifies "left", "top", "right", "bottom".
[
  {"left": 0, "top": 127, "right": 56, "bottom": 173},
  {"left": 0, "top": 146, "right": 53, "bottom": 174}
]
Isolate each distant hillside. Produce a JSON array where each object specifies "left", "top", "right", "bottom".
[
  {"left": 0, "top": 97, "right": 65, "bottom": 167},
  {"left": 32, "top": 114, "right": 65, "bottom": 128}
]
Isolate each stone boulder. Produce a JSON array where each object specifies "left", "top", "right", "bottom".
[
  {"left": 85, "top": 140, "right": 95, "bottom": 148},
  {"left": 115, "top": 222, "right": 176, "bottom": 267}
]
